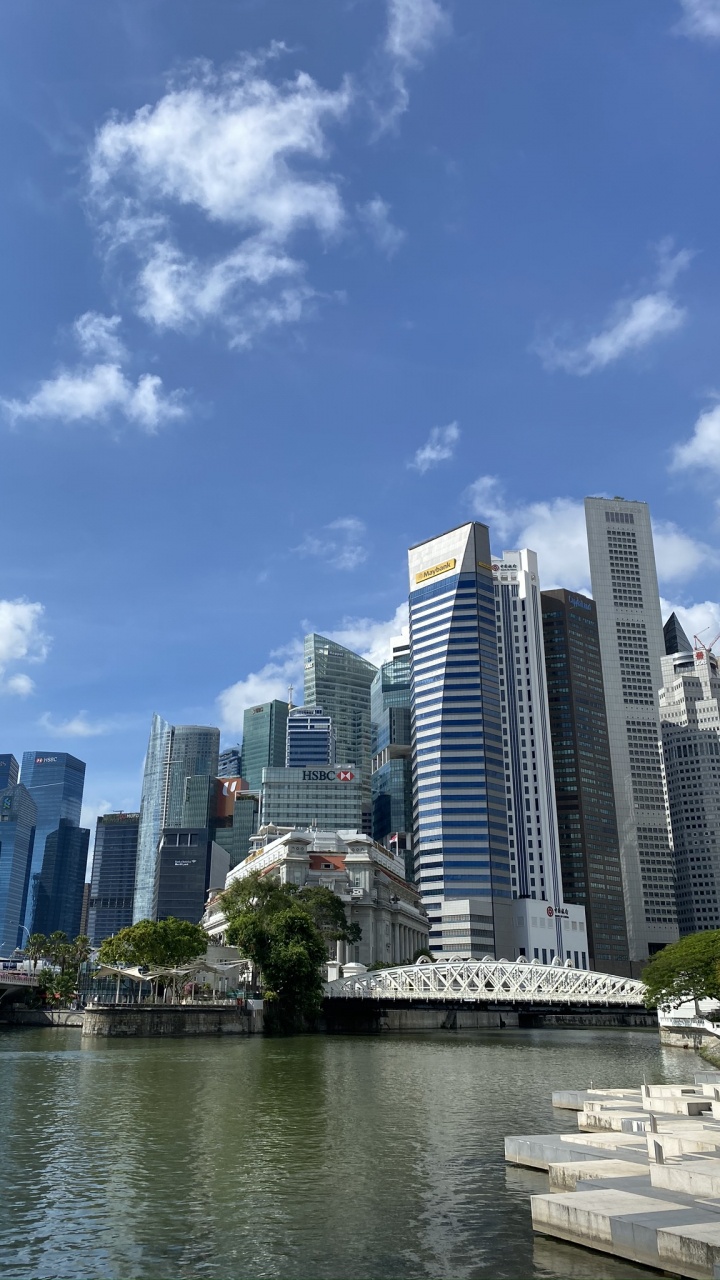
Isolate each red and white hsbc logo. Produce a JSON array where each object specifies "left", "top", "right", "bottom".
[
  {"left": 337, "top": 769, "right": 354, "bottom": 782},
  {"left": 301, "top": 769, "right": 355, "bottom": 782}
]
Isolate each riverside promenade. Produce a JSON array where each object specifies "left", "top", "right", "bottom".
[{"left": 506, "top": 1075, "right": 720, "bottom": 1277}]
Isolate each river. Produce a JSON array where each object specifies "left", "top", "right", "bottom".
[{"left": 0, "top": 1026, "right": 706, "bottom": 1279}]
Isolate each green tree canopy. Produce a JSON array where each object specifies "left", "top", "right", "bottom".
[
  {"left": 296, "top": 884, "right": 361, "bottom": 947},
  {"left": 642, "top": 930, "right": 720, "bottom": 1012},
  {"left": 220, "top": 872, "right": 328, "bottom": 1032},
  {"left": 97, "top": 918, "right": 207, "bottom": 970}
]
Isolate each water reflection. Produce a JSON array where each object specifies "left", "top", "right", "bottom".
[{"left": 0, "top": 1027, "right": 705, "bottom": 1279}]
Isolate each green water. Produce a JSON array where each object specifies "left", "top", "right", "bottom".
[{"left": 0, "top": 1026, "right": 706, "bottom": 1279}]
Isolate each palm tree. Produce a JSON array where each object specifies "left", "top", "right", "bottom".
[
  {"left": 25, "top": 933, "right": 48, "bottom": 977},
  {"left": 69, "top": 935, "right": 92, "bottom": 985},
  {"left": 47, "top": 931, "right": 70, "bottom": 973}
]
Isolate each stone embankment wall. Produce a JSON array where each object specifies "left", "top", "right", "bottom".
[
  {"left": 82, "top": 1004, "right": 263, "bottom": 1037},
  {"left": 3, "top": 1008, "right": 84, "bottom": 1027},
  {"left": 323, "top": 1000, "right": 654, "bottom": 1033}
]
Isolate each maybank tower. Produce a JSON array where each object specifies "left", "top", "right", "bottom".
[{"left": 408, "top": 523, "right": 513, "bottom": 957}]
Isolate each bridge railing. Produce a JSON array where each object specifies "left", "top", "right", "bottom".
[{"left": 324, "top": 959, "right": 646, "bottom": 1006}]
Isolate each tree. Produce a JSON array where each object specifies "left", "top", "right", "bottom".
[
  {"left": 37, "top": 967, "right": 76, "bottom": 1007},
  {"left": 25, "top": 933, "right": 48, "bottom": 976},
  {"left": 642, "top": 930, "right": 720, "bottom": 1013},
  {"left": 296, "top": 885, "right": 362, "bottom": 949},
  {"left": 220, "top": 872, "right": 328, "bottom": 1032},
  {"left": 46, "top": 931, "right": 71, "bottom": 973},
  {"left": 68, "top": 935, "right": 91, "bottom": 985},
  {"left": 97, "top": 918, "right": 208, "bottom": 1002}
]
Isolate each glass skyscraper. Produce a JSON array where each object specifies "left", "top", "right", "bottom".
[
  {"left": 19, "top": 751, "right": 86, "bottom": 934},
  {"left": 133, "top": 716, "right": 220, "bottom": 922},
  {"left": 87, "top": 812, "right": 140, "bottom": 946},
  {"left": 286, "top": 707, "right": 335, "bottom": 767},
  {"left": 303, "top": 634, "right": 377, "bottom": 829},
  {"left": 33, "top": 820, "right": 90, "bottom": 939},
  {"left": 0, "top": 783, "right": 36, "bottom": 953},
  {"left": 371, "top": 643, "right": 413, "bottom": 876},
  {"left": 408, "top": 522, "right": 511, "bottom": 957},
  {"left": 240, "top": 701, "right": 288, "bottom": 791}
]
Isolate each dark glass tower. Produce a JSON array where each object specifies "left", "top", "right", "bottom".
[
  {"left": 240, "top": 701, "right": 288, "bottom": 791},
  {"left": 0, "top": 783, "right": 36, "bottom": 953},
  {"left": 88, "top": 813, "right": 140, "bottom": 945},
  {"left": 33, "top": 819, "right": 90, "bottom": 939},
  {"left": 0, "top": 755, "right": 19, "bottom": 791},
  {"left": 541, "top": 589, "right": 630, "bottom": 973},
  {"left": 303, "top": 635, "right": 377, "bottom": 830},
  {"left": 19, "top": 752, "right": 86, "bottom": 934},
  {"left": 371, "top": 643, "right": 413, "bottom": 878}
]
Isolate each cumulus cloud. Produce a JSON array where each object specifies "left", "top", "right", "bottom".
[
  {"left": 88, "top": 53, "right": 353, "bottom": 345},
  {"left": 358, "top": 196, "right": 405, "bottom": 257},
  {"left": 377, "top": 0, "right": 450, "bottom": 127},
  {"left": 0, "top": 599, "right": 49, "bottom": 697},
  {"left": 675, "top": 0, "right": 720, "bottom": 39},
  {"left": 671, "top": 402, "right": 720, "bottom": 475},
  {"left": 293, "top": 517, "right": 368, "bottom": 571},
  {"left": 328, "top": 602, "right": 409, "bottom": 669},
  {"left": 5, "top": 674, "right": 35, "bottom": 696},
  {"left": 536, "top": 240, "right": 692, "bottom": 375},
  {"left": 661, "top": 597, "right": 720, "bottom": 648},
  {"left": 2, "top": 311, "right": 185, "bottom": 431},
  {"left": 409, "top": 422, "right": 459, "bottom": 473},
  {"left": 465, "top": 474, "right": 711, "bottom": 593},
  {"left": 38, "top": 710, "right": 117, "bottom": 738}
]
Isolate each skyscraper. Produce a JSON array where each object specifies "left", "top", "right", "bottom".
[
  {"left": 133, "top": 716, "right": 220, "bottom": 922},
  {"left": 240, "top": 701, "right": 288, "bottom": 791},
  {"left": 218, "top": 746, "right": 242, "bottom": 777},
  {"left": 371, "top": 642, "right": 413, "bottom": 877},
  {"left": 660, "top": 644, "right": 720, "bottom": 934},
  {"left": 303, "top": 634, "right": 377, "bottom": 830},
  {"left": 0, "top": 783, "right": 36, "bottom": 953},
  {"left": 19, "top": 752, "right": 86, "bottom": 934},
  {"left": 33, "top": 820, "right": 90, "bottom": 939},
  {"left": 408, "top": 522, "right": 512, "bottom": 957},
  {"left": 585, "top": 497, "right": 678, "bottom": 967},
  {"left": 0, "top": 755, "right": 19, "bottom": 791},
  {"left": 541, "top": 588, "right": 630, "bottom": 972},
  {"left": 87, "top": 812, "right": 140, "bottom": 946},
  {"left": 286, "top": 706, "right": 336, "bottom": 767},
  {"left": 259, "top": 765, "right": 362, "bottom": 831}
]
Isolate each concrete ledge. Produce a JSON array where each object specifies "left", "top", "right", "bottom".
[
  {"left": 3, "top": 1008, "right": 84, "bottom": 1027},
  {"left": 81, "top": 1004, "right": 262, "bottom": 1037}
]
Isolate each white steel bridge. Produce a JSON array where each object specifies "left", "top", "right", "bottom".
[{"left": 324, "top": 958, "right": 646, "bottom": 1007}]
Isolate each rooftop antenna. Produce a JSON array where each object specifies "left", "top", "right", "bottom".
[{"left": 288, "top": 683, "right": 294, "bottom": 710}]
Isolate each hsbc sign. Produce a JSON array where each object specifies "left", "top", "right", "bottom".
[{"left": 301, "top": 769, "right": 355, "bottom": 782}]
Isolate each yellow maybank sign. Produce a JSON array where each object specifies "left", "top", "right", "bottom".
[{"left": 415, "top": 557, "right": 456, "bottom": 584}]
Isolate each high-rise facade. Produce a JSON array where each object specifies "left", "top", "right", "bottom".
[
  {"left": 133, "top": 716, "right": 220, "bottom": 922},
  {"left": 303, "top": 635, "right": 377, "bottom": 830},
  {"left": 19, "top": 752, "right": 86, "bottom": 934},
  {"left": 371, "top": 642, "right": 413, "bottom": 877},
  {"left": 0, "top": 783, "right": 36, "bottom": 953},
  {"left": 218, "top": 747, "right": 242, "bottom": 777},
  {"left": 260, "top": 765, "right": 362, "bottom": 831},
  {"left": 541, "top": 588, "right": 630, "bottom": 972},
  {"left": 408, "top": 523, "right": 512, "bottom": 957},
  {"left": 0, "top": 755, "right": 19, "bottom": 791},
  {"left": 585, "top": 497, "right": 678, "bottom": 967},
  {"left": 87, "top": 812, "right": 140, "bottom": 946},
  {"left": 240, "top": 701, "right": 288, "bottom": 791},
  {"left": 660, "top": 645, "right": 720, "bottom": 934},
  {"left": 286, "top": 707, "right": 336, "bottom": 768},
  {"left": 33, "top": 820, "right": 90, "bottom": 939}
]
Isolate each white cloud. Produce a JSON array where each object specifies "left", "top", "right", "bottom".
[
  {"left": 465, "top": 475, "right": 711, "bottom": 593},
  {"left": 80, "top": 796, "right": 114, "bottom": 840},
  {"left": 379, "top": 0, "right": 450, "bottom": 126},
  {"left": 38, "top": 711, "right": 114, "bottom": 738},
  {"left": 5, "top": 674, "right": 35, "bottom": 696},
  {"left": 88, "top": 55, "right": 353, "bottom": 344},
  {"left": 2, "top": 362, "right": 185, "bottom": 432},
  {"left": 358, "top": 196, "right": 405, "bottom": 257},
  {"left": 293, "top": 517, "right": 368, "bottom": 571},
  {"left": 671, "top": 402, "right": 720, "bottom": 475},
  {"left": 328, "top": 602, "right": 409, "bottom": 669},
  {"left": 661, "top": 598, "right": 720, "bottom": 648},
  {"left": 0, "top": 599, "right": 49, "bottom": 666},
  {"left": 73, "top": 311, "right": 126, "bottom": 361},
  {"left": 409, "top": 421, "right": 459, "bottom": 473},
  {"left": 536, "top": 240, "right": 692, "bottom": 375},
  {"left": 675, "top": 0, "right": 720, "bottom": 39}
]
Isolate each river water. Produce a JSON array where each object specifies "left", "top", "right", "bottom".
[{"left": 0, "top": 1026, "right": 707, "bottom": 1279}]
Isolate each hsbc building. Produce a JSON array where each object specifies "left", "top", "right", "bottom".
[{"left": 260, "top": 765, "right": 362, "bottom": 832}]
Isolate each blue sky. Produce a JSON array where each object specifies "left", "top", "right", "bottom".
[{"left": 1, "top": 0, "right": 720, "bottom": 833}]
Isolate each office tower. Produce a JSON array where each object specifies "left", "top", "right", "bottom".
[
  {"left": 87, "top": 812, "right": 140, "bottom": 946},
  {"left": 371, "top": 642, "right": 413, "bottom": 878},
  {"left": 33, "top": 820, "right": 90, "bottom": 939},
  {"left": 664, "top": 612, "right": 693, "bottom": 657},
  {"left": 541, "top": 588, "right": 630, "bottom": 972},
  {"left": 492, "top": 551, "right": 588, "bottom": 966},
  {"left": 218, "top": 746, "right": 242, "bottom": 777},
  {"left": 660, "top": 644, "right": 720, "bottom": 934},
  {"left": 0, "top": 755, "right": 19, "bottom": 791},
  {"left": 286, "top": 706, "right": 336, "bottom": 768},
  {"left": 303, "top": 635, "right": 377, "bottom": 831},
  {"left": 154, "top": 829, "right": 230, "bottom": 924},
  {"left": 0, "top": 783, "right": 36, "bottom": 953},
  {"left": 79, "top": 883, "right": 90, "bottom": 936},
  {"left": 211, "top": 783, "right": 259, "bottom": 866},
  {"left": 240, "top": 701, "right": 288, "bottom": 791},
  {"left": 585, "top": 497, "right": 678, "bottom": 966},
  {"left": 260, "top": 765, "right": 362, "bottom": 831},
  {"left": 19, "top": 752, "right": 86, "bottom": 934},
  {"left": 408, "top": 523, "right": 512, "bottom": 958},
  {"left": 133, "top": 716, "right": 220, "bottom": 922}
]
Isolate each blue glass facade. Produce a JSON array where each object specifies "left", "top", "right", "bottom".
[
  {"left": 408, "top": 524, "right": 510, "bottom": 956},
  {"left": 240, "top": 701, "right": 288, "bottom": 791},
  {"left": 371, "top": 646, "right": 413, "bottom": 872},
  {"left": 0, "top": 783, "right": 36, "bottom": 953},
  {"left": 33, "top": 819, "right": 90, "bottom": 939},
  {"left": 286, "top": 707, "right": 335, "bottom": 767},
  {"left": 19, "top": 751, "right": 86, "bottom": 934},
  {"left": 88, "top": 812, "right": 140, "bottom": 945}
]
